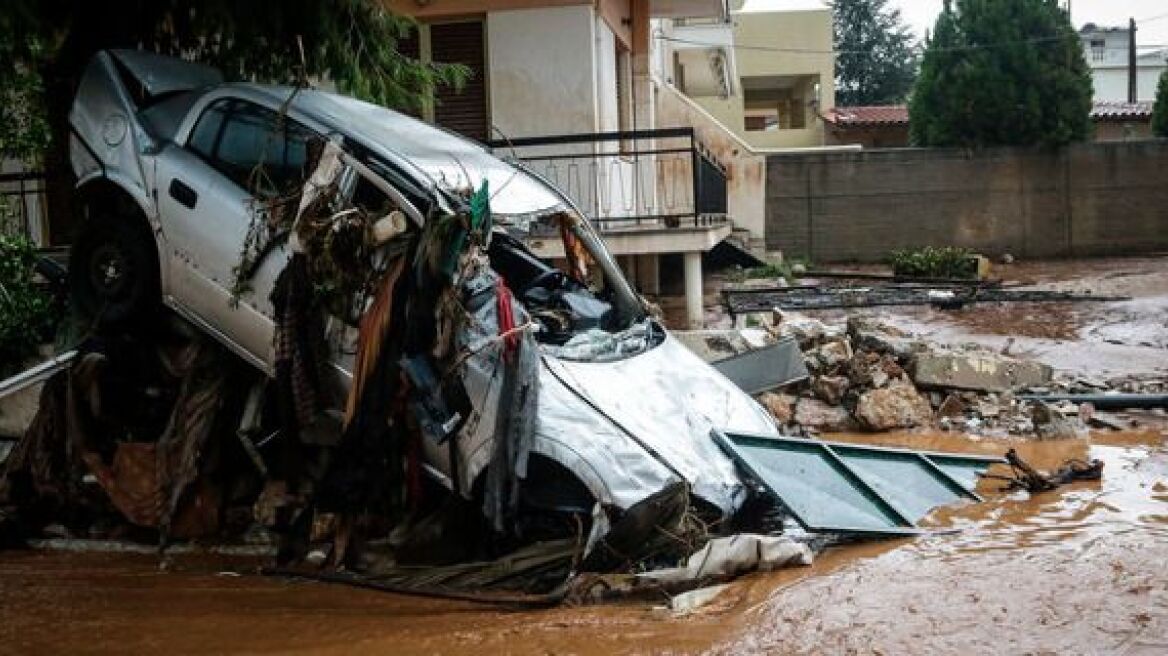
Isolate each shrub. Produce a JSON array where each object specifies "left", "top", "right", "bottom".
[
  {"left": 0, "top": 234, "right": 59, "bottom": 371},
  {"left": 888, "top": 246, "right": 977, "bottom": 279}
]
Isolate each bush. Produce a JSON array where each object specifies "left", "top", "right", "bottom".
[
  {"left": 0, "top": 234, "right": 59, "bottom": 371},
  {"left": 888, "top": 246, "right": 977, "bottom": 279}
]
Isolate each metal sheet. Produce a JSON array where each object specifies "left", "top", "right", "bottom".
[
  {"left": 713, "top": 431, "right": 1003, "bottom": 535},
  {"left": 711, "top": 336, "right": 808, "bottom": 394}
]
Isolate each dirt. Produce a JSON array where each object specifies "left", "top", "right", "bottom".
[{"left": 3, "top": 429, "right": 1168, "bottom": 655}]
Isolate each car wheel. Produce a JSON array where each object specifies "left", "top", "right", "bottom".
[{"left": 69, "top": 213, "right": 160, "bottom": 326}]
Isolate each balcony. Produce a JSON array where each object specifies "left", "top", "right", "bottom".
[
  {"left": 650, "top": 0, "right": 729, "bottom": 20},
  {"left": 485, "top": 128, "right": 732, "bottom": 257}
]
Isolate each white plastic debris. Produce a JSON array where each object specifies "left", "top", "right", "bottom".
[{"left": 638, "top": 534, "right": 813, "bottom": 585}]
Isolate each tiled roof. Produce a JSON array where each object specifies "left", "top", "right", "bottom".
[
  {"left": 826, "top": 101, "right": 1155, "bottom": 128},
  {"left": 1090, "top": 100, "right": 1155, "bottom": 119},
  {"left": 825, "top": 105, "right": 909, "bottom": 126}
]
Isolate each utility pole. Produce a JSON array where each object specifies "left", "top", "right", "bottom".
[{"left": 1128, "top": 17, "right": 1137, "bottom": 102}]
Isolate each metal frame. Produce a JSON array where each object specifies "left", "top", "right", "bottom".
[{"left": 712, "top": 430, "right": 1005, "bottom": 536}]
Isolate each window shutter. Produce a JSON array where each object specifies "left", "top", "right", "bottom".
[{"left": 430, "top": 21, "right": 489, "bottom": 142}]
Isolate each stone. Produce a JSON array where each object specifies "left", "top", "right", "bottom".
[
  {"left": 910, "top": 352, "right": 1052, "bottom": 393},
  {"left": 1031, "top": 402, "right": 1081, "bottom": 440},
  {"left": 937, "top": 394, "right": 967, "bottom": 418},
  {"left": 846, "top": 316, "right": 923, "bottom": 362},
  {"left": 855, "top": 381, "right": 934, "bottom": 431},
  {"left": 794, "top": 398, "right": 856, "bottom": 432},
  {"left": 773, "top": 310, "right": 844, "bottom": 349},
  {"left": 806, "top": 339, "right": 853, "bottom": 374},
  {"left": 758, "top": 392, "right": 797, "bottom": 424},
  {"left": 811, "top": 375, "right": 850, "bottom": 405}
]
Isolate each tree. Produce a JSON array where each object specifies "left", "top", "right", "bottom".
[
  {"left": 1, "top": 1, "right": 465, "bottom": 236},
  {"left": 909, "top": 0, "right": 1092, "bottom": 147},
  {"left": 1154, "top": 70, "right": 1168, "bottom": 138},
  {"left": 833, "top": 0, "right": 919, "bottom": 106}
]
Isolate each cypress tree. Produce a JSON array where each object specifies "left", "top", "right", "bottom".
[
  {"left": 1153, "top": 71, "right": 1168, "bottom": 138},
  {"left": 909, "top": 0, "right": 1092, "bottom": 147}
]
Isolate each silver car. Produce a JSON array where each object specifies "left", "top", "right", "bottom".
[{"left": 68, "top": 50, "right": 779, "bottom": 527}]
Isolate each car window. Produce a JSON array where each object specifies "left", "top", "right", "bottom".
[
  {"left": 188, "top": 99, "right": 228, "bottom": 159},
  {"left": 187, "top": 99, "right": 316, "bottom": 198}
]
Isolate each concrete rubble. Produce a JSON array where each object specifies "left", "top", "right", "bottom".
[{"left": 683, "top": 310, "right": 1159, "bottom": 439}]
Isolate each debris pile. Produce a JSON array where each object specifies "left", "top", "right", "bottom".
[{"left": 722, "top": 311, "right": 1120, "bottom": 439}]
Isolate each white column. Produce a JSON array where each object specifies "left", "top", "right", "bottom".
[
  {"left": 683, "top": 251, "right": 703, "bottom": 329},
  {"left": 636, "top": 253, "right": 660, "bottom": 295}
]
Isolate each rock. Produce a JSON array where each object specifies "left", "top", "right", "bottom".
[
  {"left": 758, "top": 392, "right": 797, "bottom": 424},
  {"left": 811, "top": 375, "right": 850, "bottom": 405},
  {"left": 855, "top": 381, "right": 934, "bottom": 430},
  {"left": 806, "top": 339, "right": 853, "bottom": 374},
  {"left": 911, "top": 352, "right": 1052, "bottom": 393},
  {"left": 794, "top": 398, "right": 856, "bottom": 432},
  {"left": 773, "top": 311, "right": 844, "bottom": 349},
  {"left": 1031, "top": 402, "right": 1081, "bottom": 440},
  {"left": 937, "top": 394, "right": 967, "bottom": 418},
  {"left": 846, "top": 317, "right": 922, "bottom": 362}
]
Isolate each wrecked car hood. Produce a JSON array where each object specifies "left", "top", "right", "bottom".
[{"left": 530, "top": 335, "right": 778, "bottom": 516}]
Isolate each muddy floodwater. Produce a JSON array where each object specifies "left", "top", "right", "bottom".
[{"left": 1, "top": 429, "right": 1166, "bottom": 655}]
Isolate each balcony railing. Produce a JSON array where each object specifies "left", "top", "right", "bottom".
[{"left": 486, "top": 127, "right": 728, "bottom": 234}]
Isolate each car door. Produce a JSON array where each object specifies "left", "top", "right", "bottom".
[{"left": 154, "top": 97, "right": 316, "bottom": 372}]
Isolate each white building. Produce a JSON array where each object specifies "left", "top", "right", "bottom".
[{"left": 1079, "top": 23, "right": 1168, "bottom": 102}]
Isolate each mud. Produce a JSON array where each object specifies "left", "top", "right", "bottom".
[
  {"left": 829, "top": 256, "right": 1168, "bottom": 379},
  {"left": 3, "top": 429, "right": 1167, "bottom": 655}
]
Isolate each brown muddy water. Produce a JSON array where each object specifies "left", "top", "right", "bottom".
[{"left": 2, "top": 430, "right": 1167, "bottom": 655}]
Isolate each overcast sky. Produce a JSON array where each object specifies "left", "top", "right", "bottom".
[{"left": 740, "top": 0, "right": 1168, "bottom": 49}]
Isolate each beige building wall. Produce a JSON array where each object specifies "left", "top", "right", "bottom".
[{"left": 691, "top": 8, "right": 834, "bottom": 149}]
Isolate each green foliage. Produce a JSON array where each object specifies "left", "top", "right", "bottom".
[
  {"left": 0, "top": 234, "right": 60, "bottom": 371},
  {"left": 1154, "top": 71, "right": 1168, "bottom": 138},
  {"left": 833, "top": 0, "right": 919, "bottom": 106},
  {"left": 888, "top": 246, "right": 977, "bottom": 279},
  {"left": 909, "top": 0, "right": 1092, "bottom": 147},
  {"left": 0, "top": 0, "right": 467, "bottom": 162}
]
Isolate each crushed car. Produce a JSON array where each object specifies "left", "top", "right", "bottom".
[{"left": 57, "top": 49, "right": 779, "bottom": 560}]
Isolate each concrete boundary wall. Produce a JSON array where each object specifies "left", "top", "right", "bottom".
[{"left": 765, "top": 140, "right": 1168, "bottom": 262}]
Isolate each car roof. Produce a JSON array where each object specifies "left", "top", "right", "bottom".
[{"left": 233, "top": 83, "right": 564, "bottom": 218}]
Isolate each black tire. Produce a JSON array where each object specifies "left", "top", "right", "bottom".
[{"left": 69, "top": 213, "right": 160, "bottom": 326}]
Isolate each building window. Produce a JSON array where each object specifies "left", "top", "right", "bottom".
[
  {"left": 398, "top": 19, "right": 490, "bottom": 142},
  {"left": 1090, "top": 39, "right": 1106, "bottom": 62}
]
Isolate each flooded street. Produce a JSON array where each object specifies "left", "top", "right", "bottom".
[{"left": 3, "top": 429, "right": 1167, "bottom": 655}]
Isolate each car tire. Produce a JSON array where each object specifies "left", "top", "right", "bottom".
[{"left": 69, "top": 213, "right": 160, "bottom": 327}]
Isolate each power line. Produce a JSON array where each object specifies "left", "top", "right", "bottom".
[{"left": 657, "top": 34, "right": 1168, "bottom": 56}]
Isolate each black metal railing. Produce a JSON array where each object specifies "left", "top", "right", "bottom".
[
  {"left": 486, "top": 127, "right": 729, "bottom": 234},
  {"left": 0, "top": 171, "right": 48, "bottom": 242}
]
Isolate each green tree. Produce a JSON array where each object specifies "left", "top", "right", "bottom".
[
  {"left": 1153, "top": 70, "right": 1168, "bottom": 138},
  {"left": 909, "top": 0, "right": 1092, "bottom": 147},
  {"left": 833, "top": 0, "right": 919, "bottom": 106},
  {"left": 0, "top": 1, "right": 465, "bottom": 234}
]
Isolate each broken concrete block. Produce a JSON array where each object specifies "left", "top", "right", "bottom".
[
  {"left": 758, "top": 392, "right": 796, "bottom": 424},
  {"left": 937, "top": 394, "right": 968, "bottom": 418},
  {"left": 774, "top": 311, "right": 843, "bottom": 349},
  {"left": 794, "top": 398, "right": 855, "bottom": 432},
  {"left": 855, "top": 382, "right": 934, "bottom": 430},
  {"left": 812, "top": 375, "right": 850, "bottom": 405},
  {"left": 806, "top": 339, "right": 853, "bottom": 374},
  {"left": 910, "top": 353, "right": 1052, "bottom": 393},
  {"left": 846, "top": 316, "right": 923, "bottom": 362}
]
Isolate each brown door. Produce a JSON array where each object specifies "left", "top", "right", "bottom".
[{"left": 430, "top": 21, "right": 489, "bottom": 142}]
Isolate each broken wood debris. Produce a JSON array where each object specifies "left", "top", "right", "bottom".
[{"left": 722, "top": 284, "right": 1129, "bottom": 315}]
